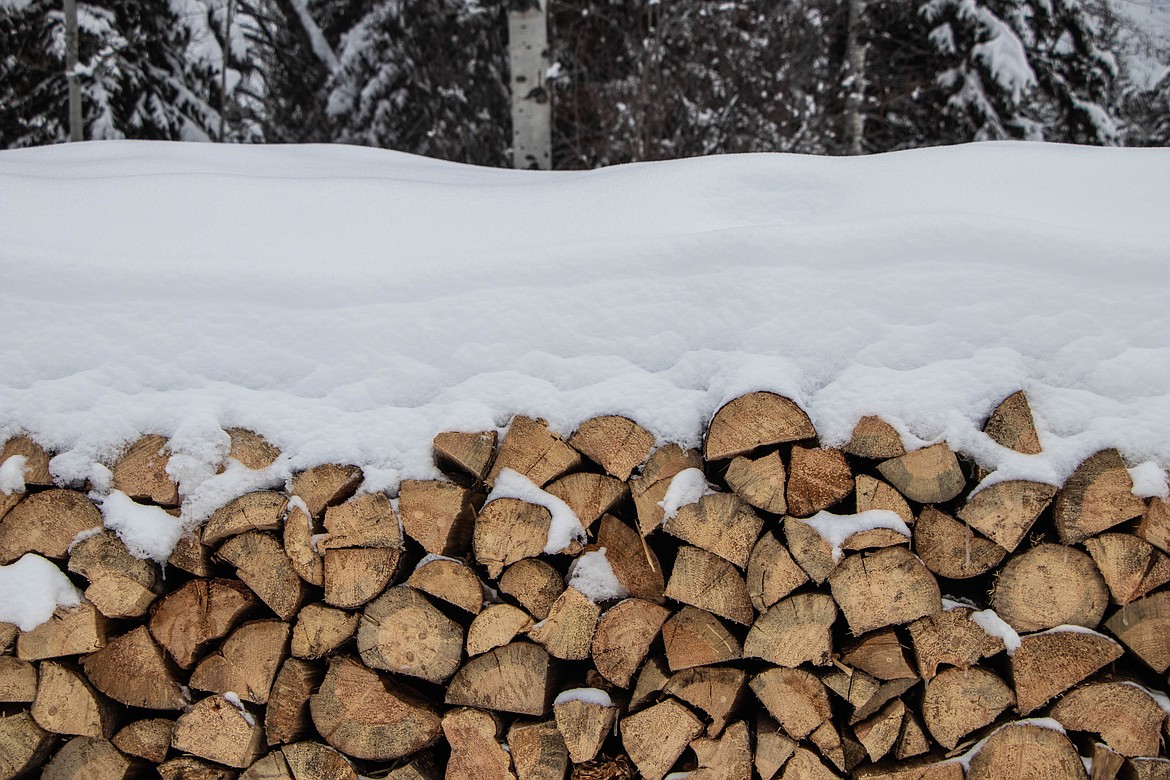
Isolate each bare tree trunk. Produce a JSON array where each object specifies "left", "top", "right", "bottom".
[
  {"left": 843, "top": 0, "right": 868, "bottom": 155},
  {"left": 64, "top": 0, "right": 82, "bottom": 141},
  {"left": 508, "top": 1, "right": 551, "bottom": 169}
]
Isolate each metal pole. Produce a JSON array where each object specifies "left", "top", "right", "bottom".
[
  {"left": 64, "top": 0, "right": 82, "bottom": 141},
  {"left": 219, "top": 0, "right": 234, "bottom": 141}
]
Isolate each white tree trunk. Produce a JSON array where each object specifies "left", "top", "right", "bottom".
[
  {"left": 843, "top": 0, "right": 868, "bottom": 155},
  {"left": 64, "top": 0, "right": 82, "bottom": 141},
  {"left": 508, "top": 1, "right": 551, "bottom": 169}
]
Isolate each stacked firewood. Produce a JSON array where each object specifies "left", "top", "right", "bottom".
[{"left": 2, "top": 390, "right": 1169, "bottom": 780}]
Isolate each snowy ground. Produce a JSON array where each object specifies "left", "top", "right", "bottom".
[{"left": 1, "top": 140, "right": 1168, "bottom": 527}]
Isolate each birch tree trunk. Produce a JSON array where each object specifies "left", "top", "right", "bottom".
[
  {"left": 64, "top": 0, "right": 82, "bottom": 141},
  {"left": 843, "top": 0, "right": 868, "bottom": 155},
  {"left": 508, "top": 1, "right": 551, "bottom": 169}
]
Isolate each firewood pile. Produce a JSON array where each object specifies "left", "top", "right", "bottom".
[{"left": 2, "top": 390, "right": 1169, "bottom": 780}]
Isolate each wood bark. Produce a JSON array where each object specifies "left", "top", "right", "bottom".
[
  {"left": 992, "top": 543, "right": 1109, "bottom": 632},
  {"left": 703, "top": 392, "right": 815, "bottom": 461},
  {"left": 508, "top": 0, "right": 551, "bottom": 169}
]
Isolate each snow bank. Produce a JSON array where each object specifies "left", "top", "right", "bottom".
[
  {"left": 658, "top": 468, "right": 715, "bottom": 523},
  {"left": 553, "top": 687, "right": 613, "bottom": 708},
  {"left": 485, "top": 468, "right": 586, "bottom": 554},
  {"left": 0, "top": 554, "right": 82, "bottom": 631},
  {"left": 567, "top": 548, "right": 630, "bottom": 602},
  {"left": 100, "top": 490, "right": 187, "bottom": 564},
  {"left": 802, "top": 509, "right": 911, "bottom": 563},
  {"left": 0, "top": 454, "right": 26, "bottom": 495},
  {"left": 970, "top": 608, "right": 1022, "bottom": 655}
]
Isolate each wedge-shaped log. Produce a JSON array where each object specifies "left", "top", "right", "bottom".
[
  {"left": 528, "top": 586, "right": 600, "bottom": 661},
  {"left": 921, "top": 667, "right": 1013, "bottom": 750},
  {"left": 877, "top": 443, "right": 965, "bottom": 504},
  {"left": 621, "top": 698, "right": 704, "bottom": 780},
  {"left": 1138, "top": 496, "right": 1170, "bottom": 555},
  {"left": 965, "top": 722, "right": 1087, "bottom": 780},
  {"left": 592, "top": 598, "right": 669, "bottom": 688},
  {"left": 1054, "top": 449, "right": 1145, "bottom": 544},
  {"left": 553, "top": 689, "right": 616, "bottom": 763},
  {"left": 112, "top": 717, "right": 173, "bottom": 763},
  {"left": 190, "top": 618, "right": 289, "bottom": 704},
  {"left": 822, "top": 665, "right": 881, "bottom": 713},
  {"left": 545, "top": 472, "right": 627, "bottom": 531},
  {"left": 320, "top": 493, "right": 403, "bottom": 608},
  {"left": 17, "top": 603, "right": 108, "bottom": 661},
  {"left": 67, "top": 530, "right": 160, "bottom": 618},
  {"left": 725, "top": 451, "right": 787, "bottom": 514},
  {"left": 1084, "top": 532, "right": 1170, "bottom": 606},
  {"left": 663, "top": 493, "right": 762, "bottom": 569},
  {"left": 845, "top": 416, "right": 906, "bottom": 460},
  {"left": 662, "top": 606, "right": 742, "bottom": 671},
  {"left": 750, "top": 667, "right": 831, "bottom": 740},
  {"left": 498, "top": 559, "right": 564, "bottom": 620},
  {"left": 632, "top": 444, "right": 704, "bottom": 535},
  {"left": 747, "top": 530, "right": 808, "bottom": 612},
  {"left": 81, "top": 626, "right": 186, "bottom": 710},
  {"left": 596, "top": 513, "right": 665, "bottom": 602},
  {"left": 829, "top": 547, "right": 940, "bottom": 635},
  {"left": 475, "top": 498, "right": 551, "bottom": 579},
  {"left": 855, "top": 761, "right": 962, "bottom": 780},
  {"left": 358, "top": 586, "right": 463, "bottom": 683},
  {"left": 703, "top": 392, "right": 815, "bottom": 461},
  {"left": 1, "top": 436, "right": 52, "bottom": 486},
  {"left": 1012, "top": 627, "right": 1124, "bottom": 714},
  {"left": 291, "top": 463, "right": 362, "bottom": 519},
  {"left": 907, "top": 606, "right": 1006, "bottom": 679},
  {"left": 31, "top": 661, "right": 116, "bottom": 737},
  {"left": 0, "top": 489, "right": 102, "bottom": 563},
  {"left": 664, "top": 666, "right": 746, "bottom": 738},
  {"left": 149, "top": 577, "right": 257, "bottom": 669},
  {"left": 158, "top": 755, "right": 238, "bottom": 779},
  {"left": 665, "top": 546, "right": 753, "bottom": 625},
  {"left": 433, "top": 430, "right": 497, "bottom": 483},
  {"left": 219, "top": 531, "right": 308, "bottom": 621},
  {"left": 992, "top": 543, "right": 1108, "bottom": 633},
  {"left": 398, "top": 479, "right": 477, "bottom": 556},
  {"left": 112, "top": 434, "right": 179, "bottom": 507},
  {"left": 855, "top": 474, "right": 914, "bottom": 526},
  {"left": 985, "top": 390, "right": 1042, "bottom": 455},
  {"left": 1051, "top": 681, "right": 1166, "bottom": 757},
  {"left": 291, "top": 602, "right": 358, "bottom": 660},
  {"left": 1104, "top": 591, "right": 1170, "bottom": 672},
  {"left": 468, "top": 604, "right": 533, "bottom": 657},
  {"left": 958, "top": 480, "right": 1057, "bottom": 552},
  {"left": 487, "top": 416, "right": 581, "bottom": 488},
  {"left": 224, "top": 427, "right": 281, "bottom": 470},
  {"left": 445, "top": 642, "right": 554, "bottom": 717},
  {"left": 172, "top": 694, "right": 265, "bottom": 769},
  {"left": 779, "top": 746, "right": 841, "bottom": 780},
  {"left": 744, "top": 592, "right": 836, "bottom": 667},
  {"left": 0, "top": 657, "right": 36, "bottom": 703},
  {"left": 202, "top": 491, "right": 288, "bottom": 545},
  {"left": 853, "top": 698, "right": 905, "bottom": 763},
  {"left": 895, "top": 712, "right": 932, "bottom": 761},
  {"left": 689, "top": 719, "right": 752, "bottom": 780},
  {"left": 785, "top": 516, "right": 838, "bottom": 584},
  {"left": 283, "top": 741, "right": 358, "bottom": 780},
  {"left": 310, "top": 656, "right": 441, "bottom": 761},
  {"left": 755, "top": 713, "right": 797, "bottom": 780},
  {"left": 41, "top": 736, "right": 133, "bottom": 780},
  {"left": 568, "top": 415, "right": 654, "bottom": 480},
  {"left": 914, "top": 506, "right": 1006, "bottom": 579},
  {"left": 808, "top": 720, "right": 852, "bottom": 773},
  {"left": 444, "top": 707, "right": 514, "bottom": 780},
  {"left": 508, "top": 720, "right": 568, "bottom": 780},
  {"left": 630, "top": 656, "right": 671, "bottom": 711},
  {"left": 786, "top": 446, "right": 853, "bottom": 517},
  {"left": 283, "top": 499, "right": 323, "bottom": 586},
  {"left": 0, "top": 710, "right": 54, "bottom": 780},
  {"left": 406, "top": 558, "right": 484, "bottom": 616},
  {"left": 265, "top": 657, "right": 323, "bottom": 747},
  {"left": 841, "top": 628, "right": 918, "bottom": 681},
  {"left": 169, "top": 531, "right": 213, "bottom": 576}
]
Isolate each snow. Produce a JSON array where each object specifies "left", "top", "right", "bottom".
[
  {"left": 413, "top": 553, "right": 464, "bottom": 571},
  {"left": 658, "top": 468, "right": 715, "bottom": 523},
  {"left": 971, "top": 608, "right": 1022, "bottom": 655},
  {"left": 100, "top": 490, "right": 186, "bottom": 565},
  {"left": 0, "top": 455, "right": 26, "bottom": 494},
  {"left": 485, "top": 468, "right": 585, "bottom": 554},
  {"left": 1129, "top": 461, "right": 1170, "bottom": 498},
  {"left": 222, "top": 691, "right": 256, "bottom": 726},
  {"left": 553, "top": 687, "right": 614, "bottom": 708},
  {"left": 0, "top": 554, "right": 82, "bottom": 631},
  {"left": 802, "top": 509, "right": 911, "bottom": 563},
  {"left": 942, "top": 596, "right": 977, "bottom": 610},
  {"left": 567, "top": 548, "right": 630, "bottom": 602}
]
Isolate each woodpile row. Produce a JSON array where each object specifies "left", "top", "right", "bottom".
[{"left": 2, "top": 390, "right": 1170, "bottom": 780}]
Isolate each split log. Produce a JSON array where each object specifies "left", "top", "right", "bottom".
[
  {"left": 921, "top": 666, "right": 1014, "bottom": 750},
  {"left": 202, "top": 491, "right": 288, "bottom": 546},
  {"left": 310, "top": 655, "right": 441, "bottom": 761},
  {"left": 357, "top": 586, "right": 462, "bottom": 683},
  {"left": 907, "top": 606, "right": 1006, "bottom": 679},
  {"left": 507, "top": 720, "right": 568, "bottom": 780},
  {"left": 964, "top": 721, "right": 1087, "bottom": 780},
  {"left": 663, "top": 666, "right": 746, "bottom": 737},
  {"left": 291, "top": 603, "right": 358, "bottom": 660},
  {"left": 850, "top": 678, "right": 917, "bottom": 724},
  {"left": 778, "top": 746, "right": 840, "bottom": 780},
  {"left": 474, "top": 498, "right": 551, "bottom": 580},
  {"left": 703, "top": 392, "right": 815, "bottom": 461},
  {"left": 17, "top": 603, "right": 109, "bottom": 661},
  {"left": 31, "top": 660, "right": 116, "bottom": 737},
  {"left": 822, "top": 665, "right": 881, "bottom": 712},
  {"left": 398, "top": 480, "right": 477, "bottom": 557},
  {"left": 290, "top": 464, "right": 362, "bottom": 519},
  {"left": 1089, "top": 742, "right": 1125, "bottom": 780},
  {"left": 149, "top": 578, "right": 258, "bottom": 668},
  {"left": 1, "top": 436, "right": 52, "bottom": 486},
  {"left": 845, "top": 416, "right": 906, "bottom": 460},
  {"left": 689, "top": 719, "right": 752, "bottom": 780},
  {"left": 0, "top": 621, "right": 15, "bottom": 653},
  {"left": 218, "top": 531, "right": 308, "bottom": 621},
  {"left": 746, "top": 530, "right": 808, "bottom": 612},
  {"left": 1128, "top": 758, "right": 1170, "bottom": 780},
  {"left": 1138, "top": 497, "right": 1170, "bottom": 555},
  {"left": 433, "top": 430, "right": 497, "bottom": 484},
  {"left": 67, "top": 530, "right": 159, "bottom": 619},
  {"left": 754, "top": 713, "right": 797, "bottom": 780},
  {"left": 957, "top": 480, "right": 1057, "bottom": 553},
  {"left": 750, "top": 667, "right": 831, "bottom": 739},
  {"left": 786, "top": 446, "right": 853, "bottom": 517},
  {"left": 112, "top": 717, "right": 173, "bottom": 763},
  {"left": 620, "top": 697, "right": 704, "bottom": 780},
  {"left": 169, "top": 532, "right": 214, "bottom": 577},
  {"left": 876, "top": 443, "right": 966, "bottom": 505},
  {"left": 41, "top": 737, "right": 133, "bottom": 780},
  {"left": 112, "top": 434, "right": 179, "bottom": 507},
  {"left": 443, "top": 707, "right": 514, "bottom": 780},
  {"left": 841, "top": 628, "right": 918, "bottom": 681},
  {"left": 172, "top": 694, "right": 265, "bottom": 768},
  {"left": 661, "top": 606, "right": 742, "bottom": 671},
  {"left": 809, "top": 720, "right": 850, "bottom": 772},
  {"left": 992, "top": 543, "right": 1109, "bottom": 632},
  {"left": 545, "top": 473, "right": 627, "bottom": 531},
  {"left": 445, "top": 642, "right": 554, "bottom": 717},
  {"left": 1054, "top": 449, "right": 1145, "bottom": 544},
  {"left": 528, "top": 587, "right": 600, "bottom": 661},
  {"left": 81, "top": 626, "right": 187, "bottom": 710},
  {"left": 664, "top": 546, "right": 753, "bottom": 625},
  {"left": 895, "top": 712, "right": 931, "bottom": 761},
  {"left": 0, "top": 489, "right": 102, "bottom": 563},
  {"left": 0, "top": 710, "right": 54, "bottom": 780},
  {"left": 568, "top": 415, "right": 654, "bottom": 481},
  {"left": 1104, "top": 591, "right": 1170, "bottom": 672},
  {"left": 467, "top": 604, "right": 534, "bottom": 657},
  {"left": 725, "top": 451, "right": 787, "bottom": 515},
  {"left": 630, "top": 656, "right": 671, "bottom": 711},
  {"left": 855, "top": 475, "right": 914, "bottom": 526},
  {"left": 595, "top": 513, "right": 664, "bottom": 602},
  {"left": 0, "top": 656, "right": 36, "bottom": 702},
  {"left": 283, "top": 500, "right": 323, "bottom": 587},
  {"left": 282, "top": 741, "right": 358, "bottom": 780},
  {"left": 407, "top": 558, "right": 485, "bottom": 615},
  {"left": 553, "top": 690, "right": 616, "bottom": 763},
  {"left": 744, "top": 592, "right": 836, "bottom": 667},
  {"left": 224, "top": 427, "right": 281, "bottom": 470},
  {"left": 189, "top": 619, "right": 289, "bottom": 704},
  {"left": 828, "top": 546, "right": 940, "bottom": 635},
  {"left": 784, "top": 516, "right": 838, "bottom": 585},
  {"left": 855, "top": 761, "right": 963, "bottom": 780},
  {"left": 157, "top": 756, "right": 238, "bottom": 779},
  {"left": 498, "top": 558, "right": 564, "bottom": 620},
  {"left": 1084, "top": 533, "right": 1170, "bottom": 606},
  {"left": 591, "top": 598, "right": 669, "bottom": 688},
  {"left": 1050, "top": 681, "right": 1165, "bottom": 757},
  {"left": 913, "top": 506, "right": 1006, "bottom": 579},
  {"left": 320, "top": 493, "right": 403, "bottom": 608},
  {"left": 984, "top": 391, "right": 1042, "bottom": 455},
  {"left": 663, "top": 493, "right": 762, "bottom": 569},
  {"left": 631, "top": 444, "right": 703, "bottom": 535},
  {"left": 265, "top": 658, "right": 323, "bottom": 747},
  {"left": 487, "top": 416, "right": 581, "bottom": 488}
]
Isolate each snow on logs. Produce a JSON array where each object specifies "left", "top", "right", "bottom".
[{"left": 1, "top": 390, "right": 1170, "bottom": 779}]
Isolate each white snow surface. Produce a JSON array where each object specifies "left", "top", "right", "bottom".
[
  {"left": 658, "top": 468, "right": 715, "bottom": 523},
  {"left": 553, "top": 687, "right": 614, "bottom": 708},
  {"left": 100, "top": 490, "right": 186, "bottom": 564},
  {"left": 970, "top": 608, "right": 1022, "bottom": 655},
  {"left": 485, "top": 468, "right": 586, "bottom": 554},
  {"left": 0, "top": 454, "right": 27, "bottom": 494},
  {"left": 1129, "top": 462, "right": 1170, "bottom": 499},
  {"left": 0, "top": 554, "right": 82, "bottom": 631},
  {"left": 802, "top": 509, "right": 911, "bottom": 563},
  {"left": 2, "top": 140, "right": 1170, "bottom": 538},
  {"left": 567, "top": 547, "right": 630, "bottom": 602}
]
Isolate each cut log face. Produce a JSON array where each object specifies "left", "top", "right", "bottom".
[
  {"left": 785, "top": 516, "right": 838, "bottom": 585},
  {"left": 242, "top": 753, "right": 294, "bottom": 780},
  {"left": 321, "top": 492, "right": 401, "bottom": 549},
  {"left": 553, "top": 692, "right": 616, "bottom": 763},
  {"left": 855, "top": 475, "right": 914, "bottom": 527},
  {"left": 744, "top": 592, "right": 836, "bottom": 667},
  {"left": 527, "top": 586, "right": 600, "bottom": 661},
  {"left": 663, "top": 666, "right": 746, "bottom": 738},
  {"left": 855, "top": 762, "right": 962, "bottom": 780},
  {"left": 1050, "top": 681, "right": 1166, "bottom": 757},
  {"left": 992, "top": 543, "right": 1109, "bottom": 633},
  {"left": 67, "top": 530, "right": 159, "bottom": 619},
  {"left": 568, "top": 415, "right": 655, "bottom": 481},
  {"left": 1084, "top": 532, "right": 1170, "bottom": 606},
  {"left": 224, "top": 427, "right": 281, "bottom": 470},
  {"left": 202, "top": 491, "right": 288, "bottom": 546},
  {"left": 0, "top": 710, "right": 54, "bottom": 780},
  {"left": 703, "top": 392, "right": 815, "bottom": 461},
  {"left": 1, "top": 436, "right": 52, "bottom": 486},
  {"left": 786, "top": 446, "right": 854, "bottom": 518},
  {"left": 443, "top": 707, "right": 514, "bottom": 780},
  {"left": 158, "top": 755, "right": 239, "bottom": 780},
  {"left": 1088, "top": 742, "right": 1125, "bottom": 780},
  {"left": 895, "top": 711, "right": 931, "bottom": 761},
  {"left": 841, "top": 628, "right": 918, "bottom": 681},
  {"left": 845, "top": 416, "right": 906, "bottom": 460},
  {"left": 907, "top": 606, "right": 1006, "bottom": 679},
  {"left": 631, "top": 656, "right": 671, "bottom": 711},
  {"left": 17, "top": 603, "right": 109, "bottom": 661},
  {"left": 1104, "top": 591, "right": 1170, "bottom": 672},
  {"left": 632, "top": 444, "right": 704, "bottom": 535},
  {"left": 81, "top": 626, "right": 186, "bottom": 710},
  {"left": 592, "top": 598, "right": 669, "bottom": 688},
  {"left": 1054, "top": 449, "right": 1145, "bottom": 544},
  {"left": 595, "top": 513, "right": 665, "bottom": 602},
  {"left": 310, "top": 656, "right": 441, "bottom": 761},
  {"left": 1138, "top": 497, "right": 1170, "bottom": 555},
  {"left": 486, "top": 416, "right": 582, "bottom": 488},
  {"left": 921, "top": 666, "right": 1013, "bottom": 750},
  {"left": 190, "top": 619, "right": 290, "bottom": 704},
  {"left": 445, "top": 642, "right": 554, "bottom": 717},
  {"left": 828, "top": 547, "right": 941, "bottom": 635},
  {"left": 984, "top": 390, "right": 1042, "bottom": 455},
  {"left": 545, "top": 473, "right": 628, "bottom": 532},
  {"left": 689, "top": 719, "right": 752, "bottom": 780},
  {"left": 620, "top": 697, "right": 705, "bottom": 780},
  {"left": 283, "top": 500, "right": 323, "bottom": 587},
  {"left": 0, "top": 656, "right": 37, "bottom": 702},
  {"left": 853, "top": 698, "right": 905, "bottom": 763},
  {"left": 398, "top": 480, "right": 477, "bottom": 557},
  {"left": 31, "top": 660, "right": 116, "bottom": 738},
  {"left": 957, "top": 480, "right": 1058, "bottom": 553},
  {"left": 498, "top": 559, "right": 564, "bottom": 621},
  {"left": 508, "top": 720, "right": 568, "bottom": 780},
  {"left": 172, "top": 694, "right": 266, "bottom": 769},
  {"left": 357, "top": 586, "right": 463, "bottom": 683},
  {"left": 914, "top": 506, "right": 1007, "bottom": 580},
  {"left": 755, "top": 713, "right": 798, "bottom": 780},
  {"left": 265, "top": 658, "right": 324, "bottom": 747},
  {"left": 663, "top": 493, "right": 763, "bottom": 569},
  {"left": 779, "top": 746, "right": 840, "bottom": 780},
  {"left": 407, "top": 558, "right": 485, "bottom": 615},
  {"left": 0, "top": 489, "right": 103, "bottom": 563},
  {"left": 169, "top": 531, "right": 213, "bottom": 577},
  {"left": 965, "top": 722, "right": 1088, "bottom": 780},
  {"left": 219, "top": 531, "right": 308, "bottom": 621},
  {"left": 822, "top": 665, "right": 881, "bottom": 712},
  {"left": 877, "top": 443, "right": 966, "bottom": 505},
  {"left": 474, "top": 498, "right": 551, "bottom": 579},
  {"left": 850, "top": 678, "right": 916, "bottom": 725},
  {"left": 433, "top": 430, "right": 498, "bottom": 483},
  {"left": 664, "top": 546, "right": 754, "bottom": 626},
  {"left": 747, "top": 530, "right": 809, "bottom": 612},
  {"left": 41, "top": 736, "right": 133, "bottom": 780},
  {"left": 282, "top": 741, "right": 358, "bottom": 780},
  {"left": 467, "top": 604, "right": 534, "bottom": 657},
  {"left": 149, "top": 578, "right": 258, "bottom": 669},
  {"left": 0, "top": 621, "right": 14, "bottom": 654},
  {"left": 112, "top": 434, "right": 179, "bottom": 507},
  {"left": 291, "top": 603, "right": 359, "bottom": 660},
  {"left": 1128, "top": 758, "right": 1170, "bottom": 780},
  {"left": 323, "top": 547, "right": 401, "bottom": 609},
  {"left": 662, "top": 606, "right": 742, "bottom": 671},
  {"left": 725, "top": 451, "right": 787, "bottom": 515},
  {"left": 291, "top": 464, "right": 363, "bottom": 519},
  {"left": 112, "top": 717, "right": 174, "bottom": 763},
  {"left": 750, "top": 667, "right": 832, "bottom": 740}
]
